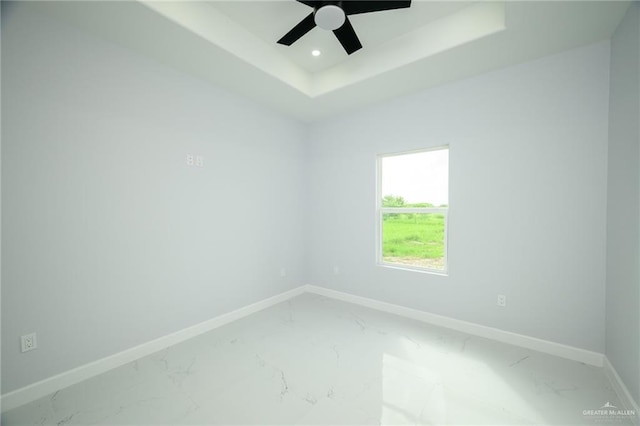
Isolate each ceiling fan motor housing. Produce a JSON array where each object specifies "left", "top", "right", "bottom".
[{"left": 314, "top": 2, "right": 346, "bottom": 31}]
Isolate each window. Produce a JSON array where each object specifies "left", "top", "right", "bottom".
[{"left": 377, "top": 147, "right": 449, "bottom": 273}]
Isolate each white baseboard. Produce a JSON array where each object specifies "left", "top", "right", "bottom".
[
  {"left": 0, "top": 286, "right": 306, "bottom": 413},
  {"left": 1, "top": 284, "right": 615, "bottom": 413},
  {"left": 604, "top": 357, "right": 640, "bottom": 425},
  {"left": 303, "top": 284, "right": 605, "bottom": 367}
]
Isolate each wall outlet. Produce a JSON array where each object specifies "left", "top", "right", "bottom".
[
  {"left": 21, "top": 333, "right": 37, "bottom": 352},
  {"left": 186, "top": 154, "right": 194, "bottom": 166},
  {"left": 497, "top": 294, "right": 507, "bottom": 307},
  {"left": 196, "top": 155, "right": 204, "bottom": 167}
]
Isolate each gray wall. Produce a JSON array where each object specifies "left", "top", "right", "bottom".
[
  {"left": 1, "top": 4, "right": 307, "bottom": 393},
  {"left": 606, "top": 2, "right": 640, "bottom": 404},
  {"left": 306, "top": 42, "right": 611, "bottom": 352}
]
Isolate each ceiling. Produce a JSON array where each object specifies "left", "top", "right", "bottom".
[
  {"left": 25, "top": 1, "right": 630, "bottom": 122},
  {"left": 213, "top": 1, "right": 473, "bottom": 73}
]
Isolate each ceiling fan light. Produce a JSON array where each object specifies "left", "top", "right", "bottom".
[{"left": 314, "top": 5, "right": 345, "bottom": 31}]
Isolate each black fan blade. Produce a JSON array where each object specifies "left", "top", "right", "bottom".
[
  {"left": 333, "top": 17, "right": 362, "bottom": 55},
  {"left": 296, "top": 0, "right": 318, "bottom": 7},
  {"left": 277, "top": 12, "right": 316, "bottom": 45},
  {"left": 343, "top": 0, "right": 411, "bottom": 15}
]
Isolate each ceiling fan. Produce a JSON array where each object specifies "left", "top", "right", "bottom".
[{"left": 277, "top": 1, "right": 412, "bottom": 55}]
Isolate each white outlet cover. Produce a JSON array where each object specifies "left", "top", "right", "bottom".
[
  {"left": 21, "top": 333, "right": 37, "bottom": 352},
  {"left": 497, "top": 295, "right": 507, "bottom": 307},
  {"left": 186, "top": 154, "right": 194, "bottom": 166}
]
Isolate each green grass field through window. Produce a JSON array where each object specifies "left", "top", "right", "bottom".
[{"left": 382, "top": 212, "right": 445, "bottom": 270}]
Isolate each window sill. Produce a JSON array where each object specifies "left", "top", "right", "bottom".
[{"left": 378, "top": 262, "right": 448, "bottom": 277}]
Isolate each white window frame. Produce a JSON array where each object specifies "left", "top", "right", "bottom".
[{"left": 376, "top": 146, "right": 449, "bottom": 275}]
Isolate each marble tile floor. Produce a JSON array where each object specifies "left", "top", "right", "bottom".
[{"left": 2, "top": 293, "right": 635, "bottom": 425}]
